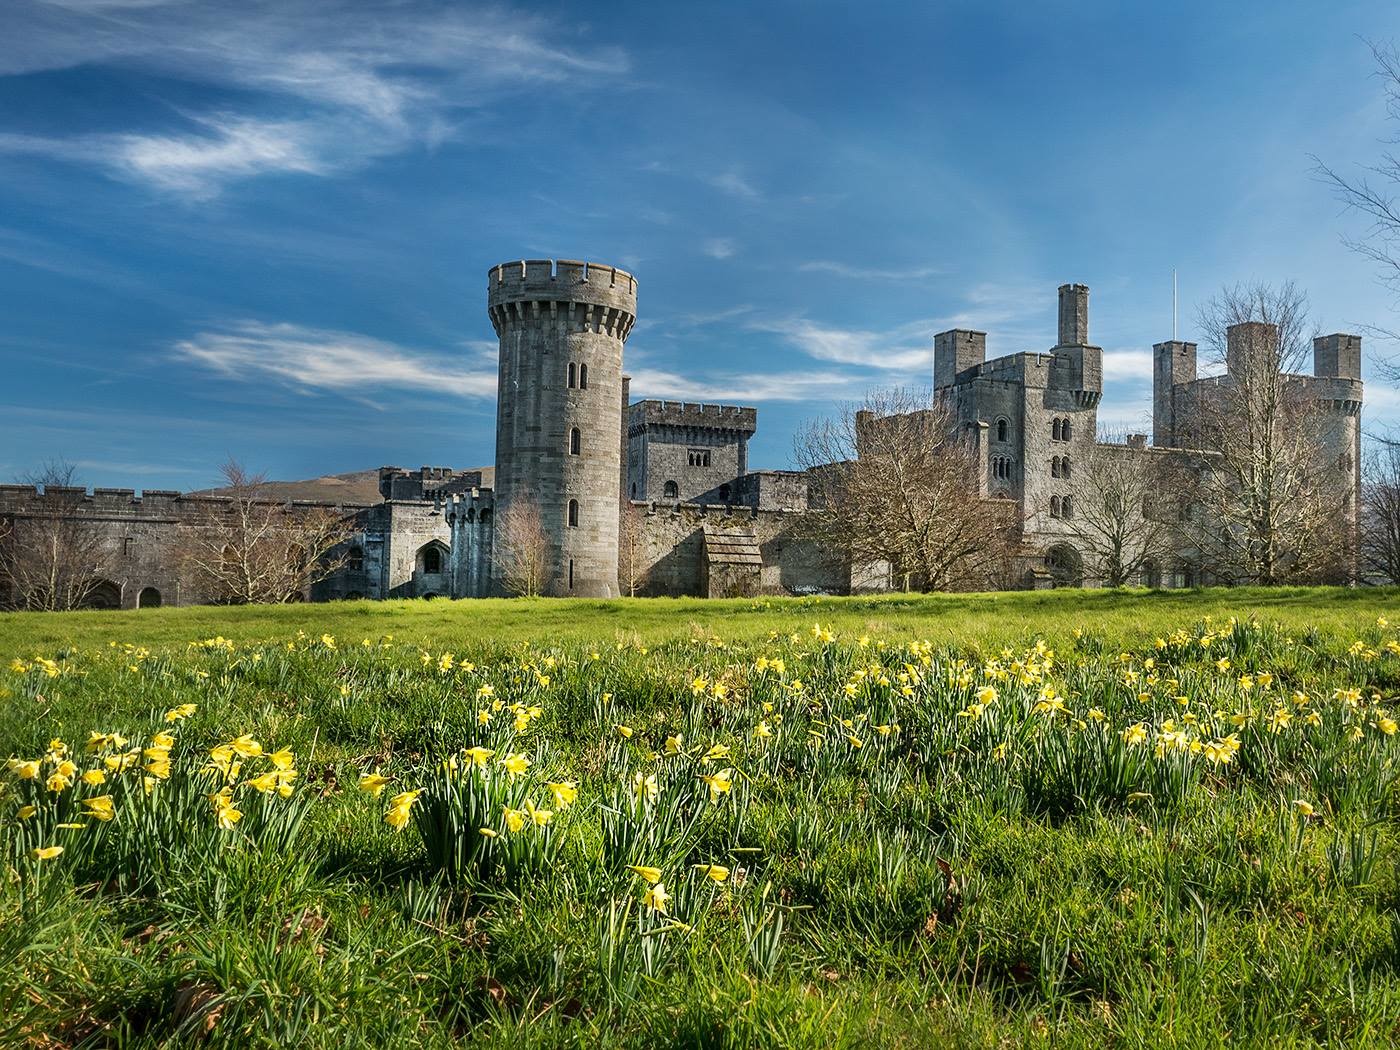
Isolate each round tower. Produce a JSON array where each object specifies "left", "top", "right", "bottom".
[{"left": 488, "top": 259, "right": 637, "bottom": 597}]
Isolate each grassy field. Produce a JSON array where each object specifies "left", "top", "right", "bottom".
[{"left": 3, "top": 588, "right": 1400, "bottom": 1047}]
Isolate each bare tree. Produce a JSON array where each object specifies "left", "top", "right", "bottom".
[
  {"left": 181, "top": 459, "right": 351, "bottom": 604},
  {"left": 617, "top": 503, "right": 649, "bottom": 597},
  {"left": 0, "top": 460, "right": 116, "bottom": 611},
  {"left": 1362, "top": 434, "right": 1400, "bottom": 584},
  {"left": 1057, "top": 435, "right": 1176, "bottom": 587},
  {"left": 495, "top": 495, "right": 551, "bottom": 597},
  {"left": 1179, "top": 284, "right": 1350, "bottom": 584},
  {"left": 1314, "top": 39, "right": 1400, "bottom": 382},
  {"left": 793, "top": 387, "right": 1019, "bottom": 592}
]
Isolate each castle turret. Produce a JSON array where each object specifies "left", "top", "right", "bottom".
[
  {"left": 488, "top": 259, "right": 636, "bottom": 596},
  {"left": 1152, "top": 340, "right": 1197, "bottom": 447},
  {"left": 1314, "top": 333, "right": 1362, "bottom": 380},
  {"left": 1057, "top": 284, "right": 1089, "bottom": 347},
  {"left": 933, "top": 329, "right": 986, "bottom": 388}
]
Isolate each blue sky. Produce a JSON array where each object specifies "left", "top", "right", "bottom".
[{"left": 3, "top": 0, "right": 1400, "bottom": 491}]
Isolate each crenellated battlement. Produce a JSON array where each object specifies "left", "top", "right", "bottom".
[
  {"left": 0, "top": 484, "right": 370, "bottom": 523},
  {"left": 487, "top": 259, "right": 637, "bottom": 341},
  {"left": 628, "top": 399, "right": 757, "bottom": 434}
]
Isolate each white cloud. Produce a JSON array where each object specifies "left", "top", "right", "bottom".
[
  {"left": 750, "top": 317, "right": 934, "bottom": 373},
  {"left": 628, "top": 366, "right": 858, "bottom": 403},
  {"left": 706, "top": 170, "right": 761, "bottom": 201},
  {"left": 173, "top": 321, "right": 497, "bottom": 399},
  {"left": 1101, "top": 348, "right": 1154, "bottom": 383},
  {"left": 702, "top": 238, "right": 737, "bottom": 260},
  {"left": 2, "top": 1, "right": 629, "bottom": 195},
  {"left": 798, "top": 261, "right": 944, "bottom": 280}
]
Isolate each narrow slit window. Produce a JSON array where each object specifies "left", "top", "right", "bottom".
[{"left": 567, "top": 499, "right": 579, "bottom": 527}]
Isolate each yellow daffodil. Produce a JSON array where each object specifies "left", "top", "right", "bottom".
[
  {"left": 81, "top": 795, "right": 115, "bottom": 821},
  {"left": 628, "top": 864, "right": 662, "bottom": 883},
  {"left": 633, "top": 772, "right": 659, "bottom": 802},
  {"left": 501, "top": 753, "right": 530, "bottom": 777},
  {"left": 615, "top": 724, "right": 634, "bottom": 739},
  {"left": 465, "top": 746, "right": 494, "bottom": 768},
  {"left": 31, "top": 845, "right": 64, "bottom": 861},
  {"left": 546, "top": 781, "right": 577, "bottom": 808},
  {"left": 700, "top": 767, "right": 734, "bottom": 800},
  {"left": 1293, "top": 799, "right": 1315, "bottom": 818},
  {"left": 643, "top": 881, "right": 671, "bottom": 914},
  {"left": 503, "top": 806, "right": 526, "bottom": 833},
  {"left": 8, "top": 759, "right": 40, "bottom": 780},
  {"left": 692, "top": 863, "right": 730, "bottom": 883}
]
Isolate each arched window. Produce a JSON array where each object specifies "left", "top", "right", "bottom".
[
  {"left": 630, "top": 482, "right": 637, "bottom": 498},
  {"left": 1052, "top": 419, "right": 1062, "bottom": 441},
  {"left": 1061, "top": 495, "right": 1073, "bottom": 519},
  {"left": 568, "top": 362, "right": 577, "bottom": 388},
  {"left": 1062, "top": 418, "right": 1073, "bottom": 441},
  {"left": 579, "top": 363, "right": 588, "bottom": 389},
  {"left": 567, "top": 499, "right": 579, "bottom": 527},
  {"left": 1051, "top": 457, "right": 1061, "bottom": 478},
  {"left": 421, "top": 546, "right": 442, "bottom": 574},
  {"left": 347, "top": 545, "right": 364, "bottom": 571},
  {"left": 569, "top": 427, "right": 581, "bottom": 455},
  {"left": 1050, "top": 495, "right": 1061, "bottom": 518},
  {"left": 663, "top": 480, "right": 679, "bottom": 499},
  {"left": 1061, "top": 456, "right": 1071, "bottom": 479},
  {"left": 996, "top": 418, "right": 1009, "bottom": 442},
  {"left": 719, "top": 483, "right": 731, "bottom": 501}
]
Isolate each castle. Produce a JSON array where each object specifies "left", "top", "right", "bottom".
[{"left": 0, "top": 260, "right": 1363, "bottom": 608}]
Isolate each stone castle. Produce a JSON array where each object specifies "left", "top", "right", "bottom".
[{"left": 0, "top": 260, "right": 1363, "bottom": 608}]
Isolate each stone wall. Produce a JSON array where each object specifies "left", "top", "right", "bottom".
[
  {"left": 625, "top": 501, "right": 846, "bottom": 597},
  {"left": 0, "top": 485, "right": 372, "bottom": 609}
]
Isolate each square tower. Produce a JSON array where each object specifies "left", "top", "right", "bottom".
[
  {"left": 1314, "top": 333, "right": 1362, "bottom": 379},
  {"left": 933, "top": 329, "right": 986, "bottom": 388},
  {"left": 1152, "top": 340, "right": 1197, "bottom": 447}
]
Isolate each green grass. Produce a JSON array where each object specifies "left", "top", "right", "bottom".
[
  {"left": 2, "top": 588, "right": 1400, "bottom": 1047},
  {"left": 0, "top": 585, "right": 1394, "bottom": 652}
]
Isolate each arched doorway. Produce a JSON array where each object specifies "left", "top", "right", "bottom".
[
  {"left": 81, "top": 580, "right": 122, "bottom": 609},
  {"left": 137, "top": 587, "right": 162, "bottom": 608},
  {"left": 1044, "top": 544, "right": 1083, "bottom": 588}
]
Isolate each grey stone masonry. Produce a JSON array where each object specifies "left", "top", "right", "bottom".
[
  {"left": 627, "top": 400, "right": 757, "bottom": 504},
  {"left": 489, "top": 259, "right": 636, "bottom": 597}
]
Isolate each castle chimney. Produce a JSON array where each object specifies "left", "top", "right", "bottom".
[{"left": 1057, "top": 284, "right": 1089, "bottom": 347}]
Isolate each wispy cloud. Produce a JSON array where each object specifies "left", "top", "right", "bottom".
[
  {"left": 702, "top": 237, "right": 737, "bottom": 260},
  {"left": 798, "top": 260, "right": 944, "bottom": 280},
  {"left": 628, "top": 366, "right": 858, "bottom": 403},
  {"left": 706, "top": 169, "right": 761, "bottom": 201},
  {"left": 1, "top": 1, "right": 630, "bottom": 195},
  {"left": 173, "top": 321, "right": 497, "bottom": 400},
  {"left": 0, "top": 116, "right": 326, "bottom": 198},
  {"left": 1102, "top": 348, "right": 1154, "bottom": 383},
  {"left": 750, "top": 317, "right": 934, "bottom": 373}
]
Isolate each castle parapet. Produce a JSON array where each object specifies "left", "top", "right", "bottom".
[
  {"left": 488, "top": 259, "right": 637, "bottom": 338},
  {"left": 629, "top": 399, "right": 758, "bottom": 435}
]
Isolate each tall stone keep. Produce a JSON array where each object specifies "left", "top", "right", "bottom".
[{"left": 488, "top": 259, "right": 637, "bottom": 596}]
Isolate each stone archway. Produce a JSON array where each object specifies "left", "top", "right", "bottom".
[
  {"left": 1044, "top": 544, "right": 1083, "bottom": 588},
  {"left": 81, "top": 580, "right": 122, "bottom": 609},
  {"left": 137, "top": 586, "right": 162, "bottom": 608}
]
